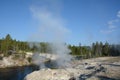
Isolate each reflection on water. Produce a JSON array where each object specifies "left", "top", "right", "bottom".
[{"left": 0, "top": 65, "right": 39, "bottom": 80}]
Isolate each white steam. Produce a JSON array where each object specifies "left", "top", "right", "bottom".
[
  {"left": 49, "top": 42, "right": 72, "bottom": 68},
  {"left": 30, "top": 6, "right": 70, "bottom": 42},
  {"left": 32, "top": 53, "right": 46, "bottom": 68},
  {"left": 29, "top": 1, "right": 72, "bottom": 68}
]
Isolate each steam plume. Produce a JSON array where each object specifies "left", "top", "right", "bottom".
[{"left": 29, "top": 1, "right": 72, "bottom": 68}]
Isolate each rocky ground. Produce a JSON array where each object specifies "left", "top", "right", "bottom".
[
  {"left": 0, "top": 55, "right": 30, "bottom": 68},
  {"left": 25, "top": 56, "right": 120, "bottom": 80}
]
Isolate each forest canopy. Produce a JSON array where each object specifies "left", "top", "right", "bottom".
[{"left": 0, "top": 34, "right": 120, "bottom": 58}]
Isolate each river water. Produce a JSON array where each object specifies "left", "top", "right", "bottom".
[{"left": 0, "top": 65, "right": 39, "bottom": 80}]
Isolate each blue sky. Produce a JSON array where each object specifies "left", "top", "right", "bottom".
[{"left": 0, "top": 0, "right": 120, "bottom": 45}]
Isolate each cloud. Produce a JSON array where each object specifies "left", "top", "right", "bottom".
[
  {"left": 100, "top": 20, "right": 117, "bottom": 34},
  {"left": 117, "top": 11, "right": 120, "bottom": 18},
  {"left": 107, "top": 19, "right": 119, "bottom": 29},
  {"left": 100, "top": 11, "right": 120, "bottom": 34},
  {"left": 100, "top": 29, "right": 115, "bottom": 34}
]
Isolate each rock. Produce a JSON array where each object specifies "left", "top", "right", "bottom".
[
  {"left": 79, "top": 74, "right": 88, "bottom": 79},
  {"left": 25, "top": 68, "right": 81, "bottom": 80},
  {"left": 69, "top": 77, "right": 76, "bottom": 80},
  {"left": 0, "top": 56, "right": 30, "bottom": 68},
  {"left": 25, "top": 69, "right": 68, "bottom": 80},
  {"left": 85, "top": 65, "right": 95, "bottom": 70},
  {"left": 25, "top": 57, "right": 120, "bottom": 80}
]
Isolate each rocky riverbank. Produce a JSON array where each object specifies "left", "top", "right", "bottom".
[
  {"left": 25, "top": 57, "right": 120, "bottom": 80},
  {"left": 0, "top": 55, "right": 30, "bottom": 68}
]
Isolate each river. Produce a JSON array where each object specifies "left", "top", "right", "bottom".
[{"left": 0, "top": 65, "right": 39, "bottom": 80}]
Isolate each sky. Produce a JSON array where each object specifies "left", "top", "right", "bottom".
[{"left": 0, "top": 0, "right": 120, "bottom": 46}]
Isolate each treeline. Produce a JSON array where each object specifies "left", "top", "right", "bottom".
[
  {"left": 69, "top": 42, "right": 120, "bottom": 58},
  {"left": 0, "top": 34, "right": 120, "bottom": 58},
  {"left": 0, "top": 34, "right": 52, "bottom": 55},
  {"left": 0, "top": 34, "right": 30, "bottom": 56}
]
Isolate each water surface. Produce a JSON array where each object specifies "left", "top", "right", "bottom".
[{"left": 0, "top": 65, "right": 39, "bottom": 80}]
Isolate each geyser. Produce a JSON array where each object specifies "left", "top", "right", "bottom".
[{"left": 29, "top": 1, "right": 72, "bottom": 69}]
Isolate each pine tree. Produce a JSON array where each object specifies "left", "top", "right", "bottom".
[{"left": 102, "top": 42, "right": 109, "bottom": 56}]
